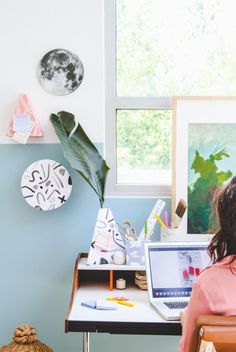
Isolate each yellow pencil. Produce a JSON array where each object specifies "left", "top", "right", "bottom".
[
  {"left": 116, "top": 300, "right": 134, "bottom": 307},
  {"left": 106, "top": 298, "right": 134, "bottom": 307},
  {"left": 107, "top": 298, "right": 117, "bottom": 302},
  {"left": 154, "top": 214, "right": 168, "bottom": 231}
]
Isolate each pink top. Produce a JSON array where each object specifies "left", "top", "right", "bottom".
[{"left": 179, "top": 255, "right": 236, "bottom": 352}]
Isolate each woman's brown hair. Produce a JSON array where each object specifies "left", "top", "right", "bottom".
[{"left": 208, "top": 176, "right": 236, "bottom": 264}]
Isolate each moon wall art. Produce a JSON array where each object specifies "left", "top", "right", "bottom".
[
  {"left": 37, "top": 49, "right": 84, "bottom": 95},
  {"left": 21, "top": 159, "right": 72, "bottom": 211}
]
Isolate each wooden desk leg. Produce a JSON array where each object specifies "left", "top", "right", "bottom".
[{"left": 83, "top": 332, "right": 90, "bottom": 352}]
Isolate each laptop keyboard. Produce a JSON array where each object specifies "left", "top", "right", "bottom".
[{"left": 164, "top": 301, "right": 188, "bottom": 309}]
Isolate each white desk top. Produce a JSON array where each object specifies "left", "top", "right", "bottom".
[
  {"left": 68, "top": 283, "right": 170, "bottom": 324},
  {"left": 78, "top": 257, "right": 146, "bottom": 271}
]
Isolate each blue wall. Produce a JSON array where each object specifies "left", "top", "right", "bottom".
[{"left": 0, "top": 144, "right": 180, "bottom": 351}]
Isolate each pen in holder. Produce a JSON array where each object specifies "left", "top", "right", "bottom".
[{"left": 120, "top": 220, "right": 149, "bottom": 265}]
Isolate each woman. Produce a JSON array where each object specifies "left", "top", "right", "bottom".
[{"left": 179, "top": 176, "right": 236, "bottom": 352}]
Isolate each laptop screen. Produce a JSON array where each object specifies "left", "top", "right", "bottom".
[{"left": 148, "top": 244, "right": 211, "bottom": 299}]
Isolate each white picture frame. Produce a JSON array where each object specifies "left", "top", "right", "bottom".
[{"left": 172, "top": 96, "right": 236, "bottom": 238}]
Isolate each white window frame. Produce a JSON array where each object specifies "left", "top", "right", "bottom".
[{"left": 104, "top": 0, "right": 172, "bottom": 197}]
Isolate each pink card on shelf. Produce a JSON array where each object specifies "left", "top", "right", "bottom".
[{"left": 7, "top": 93, "right": 43, "bottom": 138}]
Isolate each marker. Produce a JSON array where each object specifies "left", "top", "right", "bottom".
[
  {"left": 144, "top": 220, "right": 148, "bottom": 240},
  {"left": 164, "top": 211, "right": 169, "bottom": 227},
  {"left": 154, "top": 214, "right": 168, "bottom": 232}
]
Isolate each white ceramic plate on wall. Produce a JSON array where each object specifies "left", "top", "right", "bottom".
[{"left": 21, "top": 159, "right": 72, "bottom": 211}]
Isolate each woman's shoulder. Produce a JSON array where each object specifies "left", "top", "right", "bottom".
[
  {"left": 202, "top": 255, "right": 236, "bottom": 272},
  {"left": 213, "top": 255, "right": 236, "bottom": 267},
  {"left": 196, "top": 255, "right": 236, "bottom": 285}
]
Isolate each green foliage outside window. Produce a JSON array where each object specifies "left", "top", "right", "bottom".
[
  {"left": 117, "top": 110, "right": 171, "bottom": 170},
  {"left": 117, "top": 0, "right": 236, "bottom": 97}
]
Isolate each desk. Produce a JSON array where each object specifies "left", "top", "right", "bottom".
[{"left": 65, "top": 254, "right": 182, "bottom": 352}]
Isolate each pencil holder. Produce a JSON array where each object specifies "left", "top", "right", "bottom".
[
  {"left": 160, "top": 227, "right": 188, "bottom": 242},
  {"left": 125, "top": 240, "right": 146, "bottom": 266}
]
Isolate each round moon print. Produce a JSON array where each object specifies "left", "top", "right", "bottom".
[
  {"left": 37, "top": 48, "right": 84, "bottom": 95},
  {"left": 21, "top": 159, "right": 72, "bottom": 211}
]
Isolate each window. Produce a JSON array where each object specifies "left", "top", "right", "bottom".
[
  {"left": 116, "top": 109, "right": 171, "bottom": 186},
  {"left": 105, "top": 0, "right": 236, "bottom": 197}
]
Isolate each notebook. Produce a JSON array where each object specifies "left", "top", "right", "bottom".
[{"left": 144, "top": 242, "right": 211, "bottom": 321}]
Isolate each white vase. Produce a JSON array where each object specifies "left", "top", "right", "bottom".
[{"left": 87, "top": 208, "right": 125, "bottom": 265}]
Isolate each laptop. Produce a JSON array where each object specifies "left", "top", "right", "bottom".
[{"left": 145, "top": 241, "right": 211, "bottom": 321}]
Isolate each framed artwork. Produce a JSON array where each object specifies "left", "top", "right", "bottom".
[{"left": 172, "top": 96, "right": 236, "bottom": 237}]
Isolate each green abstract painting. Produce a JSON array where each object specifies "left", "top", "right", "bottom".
[{"left": 188, "top": 123, "right": 236, "bottom": 234}]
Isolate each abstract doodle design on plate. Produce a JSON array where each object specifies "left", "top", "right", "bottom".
[
  {"left": 37, "top": 48, "right": 84, "bottom": 95},
  {"left": 21, "top": 159, "right": 72, "bottom": 211}
]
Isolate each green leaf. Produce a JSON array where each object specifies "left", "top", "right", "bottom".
[
  {"left": 217, "top": 170, "right": 233, "bottom": 185},
  {"left": 213, "top": 149, "right": 230, "bottom": 160},
  {"left": 188, "top": 148, "right": 232, "bottom": 234},
  {"left": 50, "top": 111, "right": 110, "bottom": 208}
]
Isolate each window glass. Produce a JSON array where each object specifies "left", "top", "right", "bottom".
[
  {"left": 117, "top": 0, "right": 236, "bottom": 96},
  {"left": 116, "top": 110, "right": 172, "bottom": 185}
]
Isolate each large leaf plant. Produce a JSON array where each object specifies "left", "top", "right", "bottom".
[{"left": 50, "top": 111, "right": 110, "bottom": 208}]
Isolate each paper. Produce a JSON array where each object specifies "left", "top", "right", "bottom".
[
  {"left": 81, "top": 300, "right": 117, "bottom": 310},
  {"left": 13, "top": 114, "right": 31, "bottom": 132},
  {"left": 81, "top": 300, "right": 97, "bottom": 309},
  {"left": 12, "top": 120, "right": 35, "bottom": 144},
  {"left": 96, "top": 300, "right": 117, "bottom": 310}
]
